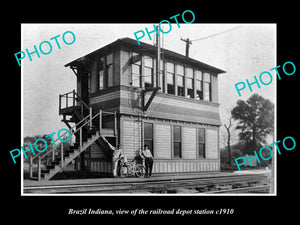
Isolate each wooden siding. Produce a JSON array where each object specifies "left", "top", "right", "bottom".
[
  {"left": 122, "top": 120, "right": 141, "bottom": 159},
  {"left": 154, "top": 124, "right": 172, "bottom": 159},
  {"left": 205, "top": 129, "right": 219, "bottom": 159},
  {"left": 120, "top": 88, "right": 221, "bottom": 126},
  {"left": 152, "top": 159, "right": 219, "bottom": 173},
  {"left": 89, "top": 143, "right": 106, "bottom": 158},
  {"left": 85, "top": 159, "right": 219, "bottom": 173},
  {"left": 182, "top": 127, "right": 197, "bottom": 159}
]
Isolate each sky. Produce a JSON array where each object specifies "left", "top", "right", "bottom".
[{"left": 22, "top": 23, "right": 276, "bottom": 146}]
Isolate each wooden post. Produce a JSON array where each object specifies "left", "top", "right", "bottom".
[
  {"left": 114, "top": 111, "right": 118, "bottom": 145},
  {"left": 52, "top": 145, "right": 55, "bottom": 161},
  {"left": 89, "top": 108, "right": 92, "bottom": 128},
  {"left": 29, "top": 156, "right": 33, "bottom": 179},
  {"left": 61, "top": 142, "right": 64, "bottom": 168},
  {"left": 37, "top": 156, "right": 41, "bottom": 181},
  {"left": 73, "top": 89, "right": 75, "bottom": 106},
  {"left": 59, "top": 94, "right": 61, "bottom": 112},
  {"left": 99, "top": 110, "right": 102, "bottom": 134},
  {"left": 79, "top": 127, "right": 82, "bottom": 152},
  {"left": 66, "top": 93, "right": 68, "bottom": 108}
]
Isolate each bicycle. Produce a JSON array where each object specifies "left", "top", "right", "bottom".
[{"left": 117, "top": 158, "right": 146, "bottom": 178}]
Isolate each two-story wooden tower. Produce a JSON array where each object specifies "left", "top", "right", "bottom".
[{"left": 57, "top": 37, "right": 225, "bottom": 177}]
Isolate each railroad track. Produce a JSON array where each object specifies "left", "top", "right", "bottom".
[{"left": 23, "top": 173, "right": 270, "bottom": 194}]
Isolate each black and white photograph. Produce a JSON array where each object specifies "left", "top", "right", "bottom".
[{"left": 21, "top": 23, "right": 276, "bottom": 195}]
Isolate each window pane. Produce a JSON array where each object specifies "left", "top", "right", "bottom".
[
  {"left": 196, "top": 80, "right": 202, "bottom": 90},
  {"left": 178, "top": 86, "right": 184, "bottom": 96},
  {"left": 167, "top": 84, "right": 175, "bottom": 94},
  {"left": 174, "top": 142, "right": 182, "bottom": 158},
  {"left": 107, "top": 53, "right": 113, "bottom": 65},
  {"left": 198, "top": 143, "right": 205, "bottom": 158},
  {"left": 186, "top": 67, "right": 193, "bottom": 78},
  {"left": 186, "top": 78, "right": 193, "bottom": 89},
  {"left": 177, "top": 75, "right": 184, "bottom": 87},
  {"left": 132, "top": 64, "right": 140, "bottom": 75},
  {"left": 166, "top": 62, "right": 174, "bottom": 73},
  {"left": 167, "top": 72, "right": 174, "bottom": 84},
  {"left": 99, "top": 70, "right": 104, "bottom": 90},
  {"left": 196, "top": 90, "right": 203, "bottom": 100},
  {"left": 132, "top": 74, "right": 140, "bottom": 87},
  {"left": 144, "top": 56, "right": 153, "bottom": 68},
  {"left": 173, "top": 126, "right": 181, "bottom": 141},
  {"left": 177, "top": 65, "right": 184, "bottom": 75},
  {"left": 198, "top": 128, "right": 205, "bottom": 143},
  {"left": 195, "top": 70, "right": 202, "bottom": 80},
  {"left": 107, "top": 65, "right": 113, "bottom": 87},
  {"left": 145, "top": 67, "right": 152, "bottom": 76},
  {"left": 144, "top": 123, "right": 153, "bottom": 140},
  {"left": 204, "top": 72, "right": 211, "bottom": 82},
  {"left": 204, "top": 82, "right": 211, "bottom": 101}
]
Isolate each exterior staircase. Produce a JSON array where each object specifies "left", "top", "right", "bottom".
[{"left": 28, "top": 90, "right": 118, "bottom": 181}]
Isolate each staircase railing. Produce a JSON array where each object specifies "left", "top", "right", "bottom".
[
  {"left": 59, "top": 89, "right": 90, "bottom": 116},
  {"left": 29, "top": 109, "right": 118, "bottom": 181}
]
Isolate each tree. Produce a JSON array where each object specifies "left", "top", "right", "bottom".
[
  {"left": 231, "top": 94, "right": 274, "bottom": 154},
  {"left": 223, "top": 117, "right": 233, "bottom": 165}
]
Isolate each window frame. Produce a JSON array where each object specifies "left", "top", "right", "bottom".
[
  {"left": 173, "top": 125, "right": 182, "bottom": 159},
  {"left": 144, "top": 122, "right": 154, "bottom": 156},
  {"left": 198, "top": 127, "right": 206, "bottom": 158}
]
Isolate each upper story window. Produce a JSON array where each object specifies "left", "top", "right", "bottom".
[
  {"left": 98, "top": 53, "right": 113, "bottom": 90},
  {"left": 186, "top": 67, "right": 194, "bottom": 98},
  {"left": 204, "top": 72, "right": 211, "bottom": 101},
  {"left": 131, "top": 53, "right": 141, "bottom": 87},
  {"left": 98, "top": 57, "right": 104, "bottom": 90},
  {"left": 166, "top": 62, "right": 175, "bottom": 95},
  {"left": 106, "top": 53, "right": 113, "bottom": 87},
  {"left": 144, "top": 56, "right": 153, "bottom": 88},
  {"left": 177, "top": 65, "right": 184, "bottom": 97},
  {"left": 195, "top": 70, "right": 203, "bottom": 100}
]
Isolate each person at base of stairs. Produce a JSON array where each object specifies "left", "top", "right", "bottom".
[{"left": 112, "top": 144, "right": 125, "bottom": 178}]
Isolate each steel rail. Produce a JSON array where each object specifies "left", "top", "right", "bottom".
[{"left": 23, "top": 173, "right": 269, "bottom": 194}]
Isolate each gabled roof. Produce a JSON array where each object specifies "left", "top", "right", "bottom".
[{"left": 65, "top": 37, "right": 226, "bottom": 74}]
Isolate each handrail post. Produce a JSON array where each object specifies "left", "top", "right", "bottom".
[
  {"left": 29, "top": 156, "right": 33, "bottom": 179},
  {"left": 114, "top": 111, "right": 118, "bottom": 144},
  {"left": 59, "top": 94, "right": 61, "bottom": 113},
  {"left": 61, "top": 142, "right": 64, "bottom": 168},
  {"left": 37, "top": 156, "right": 41, "bottom": 181},
  {"left": 73, "top": 90, "right": 75, "bottom": 107},
  {"left": 99, "top": 109, "right": 102, "bottom": 134},
  {"left": 79, "top": 127, "right": 82, "bottom": 152},
  {"left": 52, "top": 144, "right": 55, "bottom": 161},
  {"left": 89, "top": 108, "right": 92, "bottom": 128},
  {"left": 66, "top": 93, "right": 68, "bottom": 108}
]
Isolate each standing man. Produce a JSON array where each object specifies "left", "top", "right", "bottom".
[
  {"left": 102, "top": 137, "right": 123, "bottom": 178},
  {"left": 141, "top": 144, "right": 154, "bottom": 178},
  {"left": 112, "top": 144, "right": 122, "bottom": 178}
]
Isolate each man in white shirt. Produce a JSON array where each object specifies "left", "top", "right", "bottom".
[{"left": 141, "top": 144, "right": 153, "bottom": 178}]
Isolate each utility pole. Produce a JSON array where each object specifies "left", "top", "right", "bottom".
[
  {"left": 180, "top": 38, "right": 192, "bottom": 57},
  {"left": 156, "top": 25, "right": 161, "bottom": 88}
]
